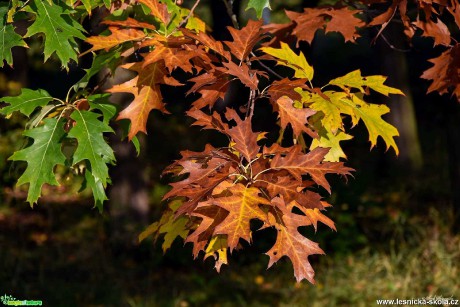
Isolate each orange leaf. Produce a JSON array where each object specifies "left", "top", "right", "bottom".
[
  {"left": 107, "top": 62, "right": 174, "bottom": 139},
  {"left": 224, "top": 19, "right": 265, "bottom": 61},
  {"left": 413, "top": 18, "right": 451, "bottom": 46},
  {"left": 266, "top": 197, "right": 325, "bottom": 283},
  {"left": 138, "top": 0, "right": 170, "bottom": 25},
  {"left": 214, "top": 184, "right": 270, "bottom": 251},
  {"left": 224, "top": 109, "right": 260, "bottom": 161},
  {"left": 274, "top": 96, "right": 317, "bottom": 138},
  {"left": 84, "top": 27, "right": 146, "bottom": 54},
  {"left": 271, "top": 146, "right": 353, "bottom": 193},
  {"left": 421, "top": 44, "right": 460, "bottom": 99}
]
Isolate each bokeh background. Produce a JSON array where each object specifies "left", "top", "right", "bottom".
[{"left": 1, "top": 0, "right": 459, "bottom": 306}]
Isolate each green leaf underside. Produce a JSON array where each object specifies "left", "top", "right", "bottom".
[
  {"left": 9, "top": 118, "right": 66, "bottom": 204},
  {"left": 68, "top": 110, "right": 115, "bottom": 186},
  {"left": 0, "top": 89, "right": 53, "bottom": 117},
  {"left": 246, "top": 0, "right": 271, "bottom": 18},
  {"left": 84, "top": 170, "right": 108, "bottom": 212}
]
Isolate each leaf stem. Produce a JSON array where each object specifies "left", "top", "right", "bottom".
[
  {"left": 253, "top": 167, "right": 274, "bottom": 180},
  {"left": 171, "top": 0, "right": 201, "bottom": 36}
]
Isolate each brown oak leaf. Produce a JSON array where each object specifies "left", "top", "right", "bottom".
[
  {"left": 138, "top": 0, "right": 170, "bottom": 25},
  {"left": 224, "top": 19, "right": 265, "bottom": 62},
  {"left": 84, "top": 27, "right": 146, "bottom": 54},
  {"left": 224, "top": 109, "right": 260, "bottom": 161},
  {"left": 274, "top": 96, "right": 317, "bottom": 138},
  {"left": 271, "top": 146, "right": 353, "bottom": 193},
  {"left": 213, "top": 184, "right": 270, "bottom": 251},
  {"left": 413, "top": 18, "right": 451, "bottom": 46},
  {"left": 421, "top": 43, "right": 460, "bottom": 99},
  {"left": 266, "top": 197, "right": 325, "bottom": 283},
  {"left": 107, "top": 62, "right": 179, "bottom": 140}
]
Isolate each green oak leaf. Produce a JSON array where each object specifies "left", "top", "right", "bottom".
[
  {"left": 25, "top": 0, "right": 86, "bottom": 69},
  {"left": 88, "top": 94, "right": 118, "bottom": 124},
  {"left": 0, "top": 88, "right": 53, "bottom": 117},
  {"left": 68, "top": 110, "right": 115, "bottom": 186},
  {"left": 0, "top": 3, "right": 28, "bottom": 67},
  {"left": 9, "top": 118, "right": 66, "bottom": 205},
  {"left": 73, "top": 48, "right": 122, "bottom": 91},
  {"left": 246, "top": 0, "right": 271, "bottom": 18},
  {"left": 83, "top": 169, "right": 108, "bottom": 212}
]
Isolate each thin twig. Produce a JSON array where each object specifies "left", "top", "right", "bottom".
[
  {"left": 245, "top": 88, "right": 254, "bottom": 118},
  {"left": 176, "top": 0, "right": 201, "bottom": 31},
  {"left": 222, "top": 0, "right": 239, "bottom": 29},
  {"left": 249, "top": 89, "right": 256, "bottom": 118},
  {"left": 380, "top": 33, "right": 411, "bottom": 52},
  {"left": 251, "top": 52, "right": 283, "bottom": 80}
]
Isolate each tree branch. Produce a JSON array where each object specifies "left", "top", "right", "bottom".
[{"left": 222, "top": 0, "right": 239, "bottom": 29}]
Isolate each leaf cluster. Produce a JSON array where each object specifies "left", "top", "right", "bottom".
[{"left": 0, "top": 0, "right": 417, "bottom": 282}]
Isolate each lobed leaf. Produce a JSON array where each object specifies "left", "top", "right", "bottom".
[
  {"left": 0, "top": 89, "right": 53, "bottom": 117},
  {"left": 9, "top": 118, "right": 66, "bottom": 205},
  {"left": 68, "top": 110, "right": 115, "bottom": 186}
]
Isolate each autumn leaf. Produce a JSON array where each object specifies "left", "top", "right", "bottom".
[
  {"left": 84, "top": 27, "right": 146, "bottom": 55},
  {"left": 267, "top": 78, "right": 308, "bottom": 102},
  {"left": 214, "top": 184, "right": 270, "bottom": 251},
  {"left": 266, "top": 197, "right": 325, "bottom": 283},
  {"left": 107, "top": 62, "right": 176, "bottom": 140},
  {"left": 224, "top": 19, "right": 265, "bottom": 62},
  {"left": 310, "top": 129, "right": 353, "bottom": 162},
  {"left": 221, "top": 61, "right": 259, "bottom": 90},
  {"left": 329, "top": 70, "right": 404, "bottom": 96},
  {"left": 187, "top": 203, "right": 228, "bottom": 258},
  {"left": 224, "top": 109, "right": 260, "bottom": 161},
  {"left": 260, "top": 42, "right": 314, "bottom": 80},
  {"left": 205, "top": 235, "right": 228, "bottom": 272},
  {"left": 103, "top": 17, "right": 157, "bottom": 31},
  {"left": 421, "top": 44, "right": 460, "bottom": 99},
  {"left": 141, "top": 37, "right": 197, "bottom": 72},
  {"left": 274, "top": 96, "right": 317, "bottom": 138},
  {"left": 306, "top": 90, "right": 345, "bottom": 134},
  {"left": 285, "top": 8, "right": 328, "bottom": 45},
  {"left": 271, "top": 146, "right": 352, "bottom": 193},
  {"left": 139, "top": 200, "right": 189, "bottom": 251},
  {"left": 286, "top": 7, "right": 363, "bottom": 45},
  {"left": 343, "top": 93, "right": 400, "bottom": 155},
  {"left": 188, "top": 71, "right": 231, "bottom": 109},
  {"left": 182, "top": 28, "right": 229, "bottom": 58},
  {"left": 138, "top": 0, "right": 170, "bottom": 25},
  {"left": 413, "top": 18, "right": 451, "bottom": 46},
  {"left": 323, "top": 7, "right": 364, "bottom": 43}
]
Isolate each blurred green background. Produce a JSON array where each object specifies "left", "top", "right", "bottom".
[{"left": 1, "top": 0, "right": 459, "bottom": 306}]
